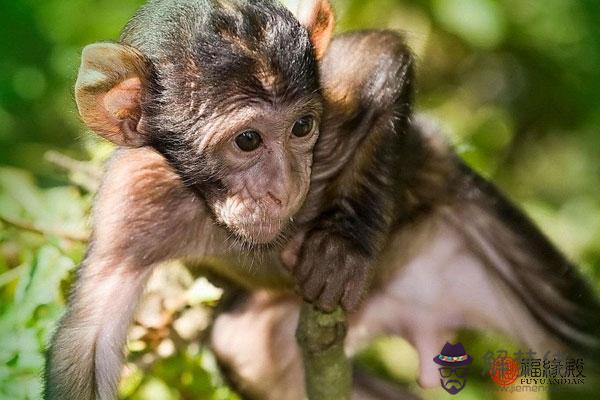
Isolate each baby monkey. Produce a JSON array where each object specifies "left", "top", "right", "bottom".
[
  {"left": 45, "top": 0, "right": 334, "bottom": 399},
  {"left": 46, "top": 0, "right": 600, "bottom": 399}
]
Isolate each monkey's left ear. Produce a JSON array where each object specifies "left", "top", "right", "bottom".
[
  {"left": 297, "top": 0, "right": 335, "bottom": 59},
  {"left": 75, "top": 43, "right": 148, "bottom": 147}
]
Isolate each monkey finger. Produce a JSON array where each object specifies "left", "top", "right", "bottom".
[
  {"left": 341, "top": 273, "right": 367, "bottom": 312},
  {"left": 296, "top": 257, "right": 316, "bottom": 283},
  {"left": 301, "top": 265, "right": 329, "bottom": 302},
  {"left": 295, "top": 239, "right": 327, "bottom": 282},
  {"left": 280, "top": 246, "right": 299, "bottom": 272},
  {"left": 280, "top": 231, "right": 306, "bottom": 271},
  {"left": 317, "top": 268, "right": 351, "bottom": 312}
]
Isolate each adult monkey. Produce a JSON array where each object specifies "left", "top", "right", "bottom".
[{"left": 45, "top": 1, "right": 600, "bottom": 400}]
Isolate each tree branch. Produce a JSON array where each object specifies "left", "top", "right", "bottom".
[
  {"left": 45, "top": 150, "right": 102, "bottom": 192},
  {"left": 0, "top": 215, "right": 89, "bottom": 243},
  {"left": 296, "top": 303, "right": 351, "bottom": 400}
]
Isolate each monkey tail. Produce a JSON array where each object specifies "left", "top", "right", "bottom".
[{"left": 453, "top": 163, "right": 600, "bottom": 364}]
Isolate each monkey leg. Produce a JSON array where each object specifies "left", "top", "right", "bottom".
[
  {"left": 211, "top": 291, "right": 419, "bottom": 400},
  {"left": 211, "top": 292, "right": 304, "bottom": 400},
  {"left": 45, "top": 148, "right": 212, "bottom": 400},
  {"left": 217, "top": 210, "right": 579, "bottom": 399},
  {"left": 45, "top": 258, "right": 152, "bottom": 400},
  {"left": 356, "top": 210, "right": 579, "bottom": 390}
]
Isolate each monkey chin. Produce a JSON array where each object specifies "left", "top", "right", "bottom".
[
  {"left": 230, "top": 220, "right": 288, "bottom": 247},
  {"left": 213, "top": 199, "right": 291, "bottom": 247}
]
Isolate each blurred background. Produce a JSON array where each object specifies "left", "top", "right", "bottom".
[{"left": 0, "top": 0, "right": 599, "bottom": 399}]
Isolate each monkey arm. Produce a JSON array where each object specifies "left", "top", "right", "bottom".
[
  {"left": 287, "top": 31, "right": 423, "bottom": 311},
  {"left": 45, "top": 260, "right": 152, "bottom": 400},
  {"left": 44, "top": 148, "right": 212, "bottom": 400}
]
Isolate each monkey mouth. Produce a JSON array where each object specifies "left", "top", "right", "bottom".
[
  {"left": 213, "top": 196, "right": 293, "bottom": 246},
  {"left": 231, "top": 219, "right": 288, "bottom": 245},
  {"left": 214, "top": 206, "right": 290, "bottom": 246}
]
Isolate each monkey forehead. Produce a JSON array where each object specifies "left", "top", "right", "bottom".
[
  {"left": 123, "top": 0, "right": 320, "bottom": 104},
  {"left": 190, "top": 8, "right": 320, "bottom": 105}
]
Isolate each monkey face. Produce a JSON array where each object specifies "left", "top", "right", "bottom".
[
  {"left": 198, "top": 100, "right": 322, "bottom": 244},
  {"left": 146, "top": 94, "right": 323, "bottom": 245},
  {"left": 75, "top": 0, "right": 327, "bottom": 246},
  {"left": 132, "top": 1, "right": 325, "bottom": 246}
]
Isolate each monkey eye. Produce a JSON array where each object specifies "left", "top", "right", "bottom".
[
  {"left": 235, "top": 130, "right": 262, "bottom": 152},
  {"left": 292, "top": 115, "right": 316, "bottom": 138}
]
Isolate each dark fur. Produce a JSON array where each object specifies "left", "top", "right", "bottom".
[
  {"left": 290, "top": 29, "right": 600, "bottom": 354},
  {"left": 452, "top": 161, "right": 600, "bottom": 357},
  {"left": 121, "top": 0, "right": 320, "bottom": 198},
  {"left": 288, "top": 31, "right": 448, "bottom": 310}
]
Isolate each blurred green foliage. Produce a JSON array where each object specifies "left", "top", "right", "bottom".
[{"left": 1, "top": 0, "right": 599, "bottom": 399}]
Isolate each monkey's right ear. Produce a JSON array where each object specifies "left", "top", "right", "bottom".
[
  {"left": 297, "top": 0, "right": 335, "bottom": 60},
  {"left": 75, "top": 43, "right": 148, "bottom": 146}
]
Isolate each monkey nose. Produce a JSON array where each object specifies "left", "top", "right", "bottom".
[{"left": 266, "top": 191, "right": 283, "bottom": 207}]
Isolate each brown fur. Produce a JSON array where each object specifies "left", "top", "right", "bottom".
[{"left": 47, "top": 5, "right": 599, "bottom": 398}]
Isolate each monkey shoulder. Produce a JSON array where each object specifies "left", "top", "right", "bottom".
[{"left": 91, "top": 147, "right": 216, "bottom": 264}]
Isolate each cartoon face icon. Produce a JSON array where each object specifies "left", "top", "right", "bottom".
[
  {"left": 433, "top": 342, "right": 473, "bottom": 395},
  {"left": 438, "top": 365, "right": 469, "bottom": 394}
]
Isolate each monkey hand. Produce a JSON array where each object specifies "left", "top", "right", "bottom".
[{"left": 282, "top": 229, "right": 373, "bottom": 312}]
